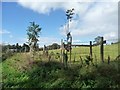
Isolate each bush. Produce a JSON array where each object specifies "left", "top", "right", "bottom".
[
  {"left": 97, "top": 63, "right": 118, "bottom": 77},
  {"left": 94, "top": 77, "right": 110, "bottom": 88},
  {"left": 2, "top": 51, "right": 14, "bottom": 61}
]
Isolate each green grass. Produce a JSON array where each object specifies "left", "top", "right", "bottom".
[
  {"left": 48, "top": 43, "right": 118, "bottom": 63},
  {"left": 1, "top": 43, "right": 120, "bottom": 88}
]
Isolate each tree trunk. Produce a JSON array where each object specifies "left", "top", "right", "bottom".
[{"left": 30, "top": 45, "right": 34, "bottom": 58}]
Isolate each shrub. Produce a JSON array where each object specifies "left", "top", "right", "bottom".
[{"left": 2, "top": 51, "right": 14, "bottom": 61}]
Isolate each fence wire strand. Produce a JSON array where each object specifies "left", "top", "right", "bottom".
[{"left": 70, "top": 39, "right": 119, "bottom": 62}]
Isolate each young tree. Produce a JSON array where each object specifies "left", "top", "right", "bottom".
[{"left": 27, "top": 22, "right": 41, "bottom": 55}]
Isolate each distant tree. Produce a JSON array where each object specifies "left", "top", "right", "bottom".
[
  {"left": 27, "top": 22, "right": 41, "bottom": 54},
  {"left": 16, "top": 43, "right": 20, "bottom": 52},
  {"left": 51, "top": 43, "right": 60, "bottom": 49},
  {"left": 39, "top": 47, "right": 43, "bottom": 51},
  {"left": 21, "top": 43, "right": 30, "bottom": 52},
  {"left": 47, "top": 43, "right": 60, "bottom": 50},
  {"left": 11, "top": 44, "right": 16, "bottom": 49},
  {"left": 2, "top": 45, "right": 7, "bottom": 53},
  {"left": 94, "top": 36, "right": 102, "bottom": 45},
  {"left": 7, "top": 44, "right": 11, "bottom": 49},
  {"left": 35, "top": 43, "right": 39, "bottom": 51}
]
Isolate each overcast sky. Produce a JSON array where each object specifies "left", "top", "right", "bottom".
[{"left": 1, "top": 0, "right": 119, "bottom": 47}]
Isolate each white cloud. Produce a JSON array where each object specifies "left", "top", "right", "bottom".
[
  {"left": 0, "top": 29, "right": 10, "bottom": 34},
  {"left": 60, "top": 2, "right": 118, "bottom": 41},
  {"left": 2, "top": 36, "right": 27, "bottom": 45},
  {"left": 17, "top": 0, "right": 118, "bottom": 43},
  {"left": 17, "top": 37, "right": 60, "bottom": 47},
  {"left": 17, "top": 0, "right": 95, "bottom": 15},
  {"left": 38, "top": 37, "right": 60, "bottom": 47},
  {"left": 17, "top": 0, "right": 119, "bottom": 3},
  {"left": 104, "top": 32, "right": 117, "bottom": 40},
  {"left": 0, "top": 29, "right": 15, "bottom": 39}
]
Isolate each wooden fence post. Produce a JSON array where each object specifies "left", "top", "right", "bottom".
[
  {"left": 61, "top": 39, "right": 63, "bottom": 63},
  {"left": 90, "top": 41, "right": 92, "bottom": 58},
  {"left": 69, "top": 36, "right": 72, "bottom": 63},
  {"left": 100, "top": 37, "right": 104, "bottom": 63}
]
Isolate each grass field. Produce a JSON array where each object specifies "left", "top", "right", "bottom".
[
  {"left": 49, "top": 43, "right": 118, "bottom": 63},
  {"left": 1, "top": 43, "right": 120, "bottom": 88}
]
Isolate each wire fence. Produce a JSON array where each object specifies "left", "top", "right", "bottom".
[{"left": 67, "top": 39, "right": 119, "bottom": 63}]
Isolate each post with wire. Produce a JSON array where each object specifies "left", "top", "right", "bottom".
[{"left": 66, "top": 8, "right": 74, "bottom": 63}]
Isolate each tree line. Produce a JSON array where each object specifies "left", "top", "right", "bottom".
[
  {"left": 2, "top": 42, "right": 60, "bottom": 53},
  {"left": 2, "top": 43, "right": 30, "bottom": 53}
]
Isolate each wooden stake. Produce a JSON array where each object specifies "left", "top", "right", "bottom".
[
  {"left": 100, "top": 37, "right": 104, "bottom": 63},
  {"left": 90, "top": 41, "right": 92, "bottom": 58}
]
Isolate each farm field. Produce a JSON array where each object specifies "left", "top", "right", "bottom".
[
  {"left": 49, "top": 43, "right": 119, "bottom": 62},
  {"left": 1, "top": 43, "right": 120, "bottom": 88}
]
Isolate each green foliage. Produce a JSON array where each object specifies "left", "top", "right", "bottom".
[
  {"left": 1, "top": 43, "right": 30, "bottom": 53},
  {"left": 27, "top": 22, "right": 41, "bottom": 52},
  {"left": 55, "top": 53, "right": 60, "bottom": 59},
  {"left": 47, "top": 43, "right": 60, "bottom": 50},
  {"left": 21, "top": 43, "right": 30, "bottom": 52},
  {"left": 2, "top": 53, "right": 119, "bottom": 88},
  {"left": 94, "top": 36, "right": 102, "bottom": 45},
  {"left": 2, "top": 51, "right": 14, "bottom": 61},
  {"left": 85, "top": 55, "right": 90, "bottom": 65}
]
